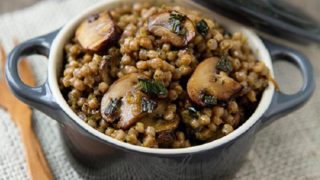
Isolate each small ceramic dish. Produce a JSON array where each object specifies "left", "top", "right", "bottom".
[{"left": 6, "top": 0, "right": 315, "bottom": 179}]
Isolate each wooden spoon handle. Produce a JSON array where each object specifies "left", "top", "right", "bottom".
[
  {"left": 1, "top": 39, "right": 53, "bottom": 180},
  {"left": 19, "top": 121, "right": 54, "bottom": 180}
]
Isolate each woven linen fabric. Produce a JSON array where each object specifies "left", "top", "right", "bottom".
[{"left": 0, "top": 0, "right": 320, "bottom": 179}]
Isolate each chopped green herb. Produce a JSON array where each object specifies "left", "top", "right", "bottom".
[
  {"left": 216, "top": 56, "right": 233, "bottom": 73},
  {"left": 202, "top": 95, "right": 217, "bottom": 106},
  {"left": 141, "top": 96, "right": 157, "bottom": 113},
  {"left": 196, "top": 19, "right": 209, "bottom": 36},
  {"left": 138, "top": 78, "right": 168, "bottom": 96},
  {"left": 187, "top": 107, "right": 200, "bottom": 119},
  {"left": 104, "top": 98, "right": 121, "bottom": 116},
  {"left": 169, "top": 11, "right": 186, "bottom": 35}
]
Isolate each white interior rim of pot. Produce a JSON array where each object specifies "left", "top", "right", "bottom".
[{"left": 49, "top": 0, "right": 275, "bottom": 155}]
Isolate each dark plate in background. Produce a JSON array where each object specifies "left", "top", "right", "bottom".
[{"left": 195, "top": 0, "right": 320, "bottom": 43}]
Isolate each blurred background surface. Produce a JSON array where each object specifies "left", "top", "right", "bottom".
[{"left": 0, "top": 0, "right": 319, "bottom": 20}]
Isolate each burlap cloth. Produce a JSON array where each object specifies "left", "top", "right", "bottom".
[{"left": 0, "top": 0, "right": 319, "bottom": 179}]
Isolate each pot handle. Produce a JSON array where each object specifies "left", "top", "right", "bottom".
[
  {"left": 5, "top": 30, "right": 64, "bottom": 122},
  {"left": 259, "top": 39, "right": 315, "bottom": 128}
]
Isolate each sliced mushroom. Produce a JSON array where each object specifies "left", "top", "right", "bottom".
[
  {"left": 187, "top": 57, "right": 242, "bottom": 106},
  {"left": 147, "top": 11, "right": 195, "bottom": 47},
  {"left": 99, "top": 55, "right": 121, "bottom": 84},
  {"left": 100, "top": 73, "right": 147, "bottom": 129},
  {"left": 140, "top": 101, "right": 180, "bottom": 133},
  {"left": 156, "top": 130, "right": 175, "bottom": 147},
  {"left": 76, "top": 11, "right": 120, "bottom": 52},
  {"left": 99, "top": 59, "right": 112, "bottom": 84}
]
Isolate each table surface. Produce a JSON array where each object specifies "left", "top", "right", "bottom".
[{"left": 0, "top": 0, "right": 40, "bottom": 14}]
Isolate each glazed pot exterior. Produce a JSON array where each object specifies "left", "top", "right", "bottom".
[
  {"left": 5, "top": 0, "right": 315, "bottom": 179},
  {"left": 59, "top": 111, "right": 258, "bottom": 179}
]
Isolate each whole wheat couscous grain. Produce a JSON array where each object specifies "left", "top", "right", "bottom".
[{"left": 59, "top": 3, "right": 273, "bottom": 148}]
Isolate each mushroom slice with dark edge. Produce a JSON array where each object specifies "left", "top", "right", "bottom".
[
  {"left": 140, "top": 101, "right": 179, "bottom": 134},
  {"left": 99, "top": 58, "right": 111, "bottom": 84},
  {"left": 100, "top": 54, "right": 121, "bottom": 84},
  {"left": 101, "top": 73, "right": 147, "bottom": 129},
  {"left": 140, "top": 101, "right": 179, "bottom": 147},
  {"left": 156, "top": 130, "right": 175, "bottom": 147},
  {"left": 187, "top": 57, "right": 242, "bottom": 106},
  {"left": 147, "top": 11, "right": 196, "bottom": 47},
  {"left": 76, "top": 11, "right": 120, "bottom": 52}
]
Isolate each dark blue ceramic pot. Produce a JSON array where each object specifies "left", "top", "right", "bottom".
[{"left": 5, "top": 0, "right": 315, "bottom": 179}]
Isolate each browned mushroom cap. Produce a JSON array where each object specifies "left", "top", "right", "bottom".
[
  {"left": 187, "top": 57, "right": 242, "bottom": 106},
  {"left": 140, "top": 101, "right": 180, "bottom": 133},
  {"left": 100, "top": 73, "right": 147, "bottom": 129},
  {"left": 147, "top": 11, "right": 196, "bottom": 47},
  {"left": 76, "top": 11, "right": 120, "bottom": 52}
]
